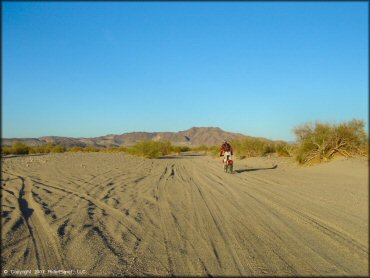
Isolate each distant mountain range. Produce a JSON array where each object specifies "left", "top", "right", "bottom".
[{"left": 2, "top": 127, "right": 272, "bottom": 148}]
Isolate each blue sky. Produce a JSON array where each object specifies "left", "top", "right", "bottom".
[{"left": 3, "top": 2, "right": 368, "bottom": 141}]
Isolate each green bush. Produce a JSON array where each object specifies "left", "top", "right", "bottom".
[
  {"left": 229, "top": 138, "right": 272, "bottom": 158},
  {"left": 210, "top": 138, "right": 294, "bottom": 159},
  {"left": 127, "top": 140, "right": 174, "bottom": 158},
  {"left": 100, "top": 146, "right": 127, "bottom": 153},
  {"left": 10, "top": 141, "right": 29, "bottom": 155},
  {"left": 2, "top": 146, "right": 13, "bottom": 155},
  {"left": 127, "top": 141, "right": 160, "bottom": 158},
  {"left": 28, "top": 143, "right": 62, "bottom": 154},
  {"left": 29, "top": 146, "right": 46, "bottom": 154},
  {"left": 83, "top": 146, "right": 100, "bottom": 152},
  {"left": 42, "top": 143, "right": 54, "bottom": 153},
  {"left": 29, "top": 146, "right": 39, "bottom": 154},
  {"left": 172, "top": 145, "right": 190, "bottom": 154},
  {"left": 51, "top": 145, "right": 66, "bottom": 153},
  {"left": 68, "top": 146, "right": 84, "bottom": 152},
  {"left": 118, "top": 146, "right": 128, "bottom": 152},
  {"left": 294, "top": 119, "right": 368, "bottom": 165},
  {"left": 159, "top": 141, "right": 172, "bottom": 156}
]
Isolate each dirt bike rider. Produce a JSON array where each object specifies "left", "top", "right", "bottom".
[{"left": 220, "top": 140, "right": 233, "bottom": 168}]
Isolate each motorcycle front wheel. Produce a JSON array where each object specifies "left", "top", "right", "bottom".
[{"left": 228, "top": 164, "right": 233, "bottom": 173}]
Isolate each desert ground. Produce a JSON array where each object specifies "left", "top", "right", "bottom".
[{"left": 1, "top": 152, "right": 368, "bottom": 276}]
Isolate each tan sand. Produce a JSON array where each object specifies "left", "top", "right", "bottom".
[{"left": 1, "top": 152, "right": 368, "bottom": 276}]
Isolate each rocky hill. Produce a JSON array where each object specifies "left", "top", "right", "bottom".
[{"left": 2, "top": 127, "right": 257, "bottom": 148}]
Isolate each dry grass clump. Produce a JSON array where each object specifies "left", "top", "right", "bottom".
[
  {"left": 294, "top": 119, "right": 368, "bottom": 165},
  {"left": 275, "top": 141, "right": 295, "bottom": 157}
]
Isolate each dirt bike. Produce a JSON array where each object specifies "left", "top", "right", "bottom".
[{"left": 222, "top": 152, "right": 233, "bottom": 173}]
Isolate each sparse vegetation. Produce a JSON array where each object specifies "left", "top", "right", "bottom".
[
  {"left": 12, "top": 141, "right": 30, "bottom": 154},
  {"left": 1, "top": 141, "right": 29, "bottom": 155},
  {"left": 125, "top": 141, "right": 192, "bottom": 158},
  {"left": 228, "top": 138, "right": 276, "bottom": 158},
  {"left": 1, "top": 142, "right": 69, "bottom": 155},
  {"left": 1, "top": 146, "right": 12, "bottom": 155},
  {"left": 2, "top": 120, "right": 366, "bottom": 165},
  {"left": 50, "top": 145, "right": 66, "bottom": 153},
  {"left": 172, "top": 145, "right": 191, "bottom": 154},
  {"left": 275, "top": 141, "right": 294, "bottom": 157},
  {"left": 293, "top": 119, "right": 368, "bottom": 165},
  {"left": 185, "top": 139, "right": 292, "bottom": 159},
  {"left": 68, "top": 146, "right": 85, "bottom": 152},
  {"left": 83, "top": 146, "right": 100, "bottom": 152},
  {"left": 126, "top": 140, "right": 174, "bottom": 158},
  {"left": 1, "top": 140, "right": 192, "bottom": 158},
  {"left": 100, "top": 146, "right": 127, "bottom": 153}
]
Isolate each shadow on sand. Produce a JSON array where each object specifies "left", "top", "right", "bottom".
[{"left": 235, "top": 164, "right": 278, "bottom": 173}]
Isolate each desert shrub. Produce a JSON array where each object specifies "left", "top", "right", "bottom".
[
  {"left": 27, "top": 143, "right": 64, "bottom": 154},
  {"left": 202, "top": 139, "right": 280, "bottom": 159},
  {"left": 117, "top": 146, "right": 127, "bottom": 152},
  {"left": 127, "top": 141, "right": 159, "bottom": 158},
  {"left": 83, "top": 146, "right": 100, "bottom": 152},
  {"left": 42, "top": 143, "right": 54, "bottom": 153},
  {"left": 1, "top": 146, "right": 13, "bottom": 155},
  {"left": 179, "top": 146, "right": 191, "bottom": 152},
  {"left": 29, "top": 146, "right": 45, "bottom": 154},
  {"left": 294, "top": 119, "right": 368, "bottom": 165},
  {"left": 127, "top": 140, "right": 174, "bottom": 158},
  {"left": 172, "top": 145, "right": 191, "bottom": 154},
  {"left": 158, "top": 141, "right": 173, "bottom": 156},
  {"left": 51, "top": 145, "right": 66, "bottom": 153},
  {"left": 68, "top": 146, "right": 84, "bottom": 152},
  {"left": 10, "top": 141, "right": 29, "bottom": 155},
  {"left": 230, "top": 138, "right": 271, "bottom": 158},
  {"left": 28, "top": 147, "right": 38, "bottom": 154},
  {"left": 172, "top": 146, "right": 181, "bottom": 154},
  {"left": 263, "top": 144, "right": 276, "bottom": 156},
  {"left": 101, "top": 147, "right": 123, "bottom": 153},
  {"left": 275, "top": 142, "right": 293, "bottom": 157},
  {"left": 219, "top": 138, "right": 295, "bottom": 159}
]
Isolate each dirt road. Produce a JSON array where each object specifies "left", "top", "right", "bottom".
[{"left": 1, "top": 153, "right": 368, "bottom": 276}]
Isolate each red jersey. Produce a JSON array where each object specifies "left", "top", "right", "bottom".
[{"left": 221, "top": 143, "right": 233, "bottom": 154}]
